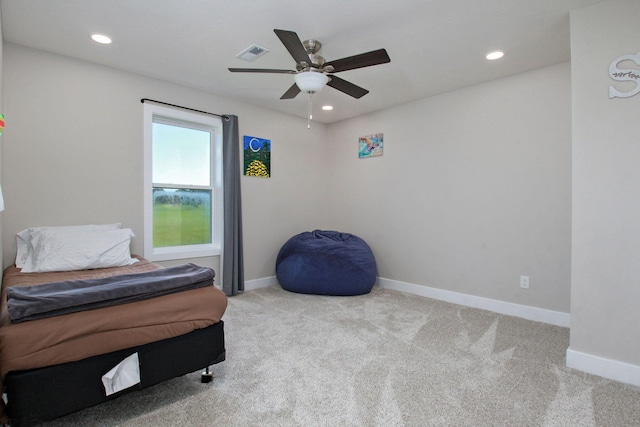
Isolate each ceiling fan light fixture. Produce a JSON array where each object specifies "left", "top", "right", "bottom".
[{"left": 294, "top": 71, "right": 329, "bottom": 93}]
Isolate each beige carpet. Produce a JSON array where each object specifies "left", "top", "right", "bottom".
[{"left": 43, "top": 286, "right": 640, "bottom": 426}]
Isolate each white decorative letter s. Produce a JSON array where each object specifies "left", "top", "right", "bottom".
[{"left": 609, "top": 52, "right": 640, "bottom": 99}]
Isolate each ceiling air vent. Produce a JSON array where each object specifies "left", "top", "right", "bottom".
[{"left": 236, "top": 44, "right": 270, "bottom": 62}]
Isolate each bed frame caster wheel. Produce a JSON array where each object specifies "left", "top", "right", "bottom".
[{"left": 201, "top": 367, "right": 213, "bottom": 383}]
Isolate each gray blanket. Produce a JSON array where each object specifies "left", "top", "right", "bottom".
[{"left": 7, "top": 263, "right": 215, "bottom": 323}]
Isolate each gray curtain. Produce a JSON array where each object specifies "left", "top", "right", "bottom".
[{"left": 221, "top": 115, "right": 244, "bottom": 296}]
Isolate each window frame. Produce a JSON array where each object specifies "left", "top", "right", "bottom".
[{"left": 143, "top": 103, "right": 223, "bottom": 261}]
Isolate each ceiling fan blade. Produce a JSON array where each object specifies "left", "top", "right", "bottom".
[
  {"left": 228, "top": 68, "right": 296, "bottom": 74},
  {"left": 327, "top": 75, "right": 369, "bottom": 99},
  {"left": 280, "top": 83, "right": 301, "bottom": 99},
  {"left": 325, "top": 49, "right": 390, "bottom": 73},
  {"left": 274, "top": 29, "right": 311, "bottom": 65}
]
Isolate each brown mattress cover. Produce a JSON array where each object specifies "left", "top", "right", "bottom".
[{"left": 0, "top": 257, "right": 227, "bottom": 378}]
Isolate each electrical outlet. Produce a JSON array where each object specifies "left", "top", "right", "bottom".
[{"left": 520, "top": 275, "right": 530, "bottom": 289}]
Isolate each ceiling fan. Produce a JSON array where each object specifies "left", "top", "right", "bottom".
[{"left": 229, "top": 29, "right": 391, "bottom": 100}]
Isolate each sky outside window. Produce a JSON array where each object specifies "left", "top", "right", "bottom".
[{"left": 152, "top": 122, "right": 211, "bottom": 186}]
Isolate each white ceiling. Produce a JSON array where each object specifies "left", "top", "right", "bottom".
[{"left": 0, "top": 0, "right": 602, "bottom": 124}]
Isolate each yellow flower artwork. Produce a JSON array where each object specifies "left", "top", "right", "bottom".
[{"left": 244, "top": 136, "right": 271, "bottom": 178}]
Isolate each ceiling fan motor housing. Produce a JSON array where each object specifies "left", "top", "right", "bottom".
[{"left": 303, "top": 39, "right": 326, "bottom": 69}]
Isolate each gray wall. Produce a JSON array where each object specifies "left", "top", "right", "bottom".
[
  {"left": 568, "top": 0, "right": 640, "bottom": 382},
  {"left": 1, "top": 43, "right": 328, "bottom": 280},
  {"left": 327, "top": 63, "right": 572, "bottom": 313}
]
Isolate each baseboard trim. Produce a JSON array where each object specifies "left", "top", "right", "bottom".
[
  {"left": 243, "top": 275, "right": 570, "bottom": 327},
  {"left": 566, "top": 348, "right": 640, "bottom": 387},
  {"left": 244, "top": 276, "right": 279, "bottom": 291},
  {"left": 377, "top": 277, "right": 570, "bottom": 327}
]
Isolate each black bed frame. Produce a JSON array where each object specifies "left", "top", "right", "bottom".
[{"left": 3, "top": 321, "right": 225, "bottom": 426}]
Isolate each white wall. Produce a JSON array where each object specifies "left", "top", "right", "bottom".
[
  {"left": 327, "top": 63, "right": 572, "bottom": 314},
  {"left": 567, "top": 0, "right": 640, "bottom": 386},
  {"left": 2, "top": 43, "right": 329, "bottom": 280}
]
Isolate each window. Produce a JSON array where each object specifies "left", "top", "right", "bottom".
[{"left": 143, "top": 103, "right": 223, "bottom": 261}]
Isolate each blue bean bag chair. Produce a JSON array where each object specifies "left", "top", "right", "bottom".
[{"left": 276, "top": 230, "right": 377, "bottom": 296}]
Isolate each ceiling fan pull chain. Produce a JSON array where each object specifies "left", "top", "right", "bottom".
[{"left": 307, "top": 92, "right": 313, "bottom": 129}]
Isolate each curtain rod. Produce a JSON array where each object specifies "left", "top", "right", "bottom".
[{"left": 140, "top": 98, "right": 230, "bottom": 120}]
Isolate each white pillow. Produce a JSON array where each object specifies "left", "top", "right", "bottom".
[
  {"left": 16, "top": 223, "right": 121, "bottom": 268},
  {"left": 21, "top": 227, "right": 138, "bottom": 273}
]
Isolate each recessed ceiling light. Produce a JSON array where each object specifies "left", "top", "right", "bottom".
[
  {"left": 322, "top": 105, "right": 333, "bottom": 111},
  {"left": 486, "top": 51, "right": 504, "bottom": 60},
  {"left": 91, "top": 34, "right": 112, "bottom": 44}
]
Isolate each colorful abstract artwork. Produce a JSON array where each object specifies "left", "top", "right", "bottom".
[
  {"left": 358, "top": 133, "right": 383, "bottom": 158},
  {"left": 244, "top": 135, "right": 271, "bottom": 178}
]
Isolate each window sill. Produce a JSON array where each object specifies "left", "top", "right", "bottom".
[{"left": 149, "top": 245, "right": 221, "bottom": 262}]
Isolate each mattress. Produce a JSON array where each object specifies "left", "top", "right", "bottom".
[{"left": 0, "top": 257, "right": 227, "bottom": 378}]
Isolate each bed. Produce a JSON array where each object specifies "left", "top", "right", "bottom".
[{"left": 0, "top": 225, "right": 227, "bottom": 426}]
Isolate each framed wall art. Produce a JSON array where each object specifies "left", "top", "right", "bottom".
[
  {"left": 244, "top": 135, "right": 271, "bottom": 178},
  {"left": 358, "top": 133, "right": 383, "bottom": 158}
]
